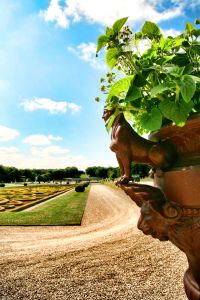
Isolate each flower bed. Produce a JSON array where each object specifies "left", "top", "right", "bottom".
[{"left": 0, "top": 185, "right": 75, "bottom": 212}]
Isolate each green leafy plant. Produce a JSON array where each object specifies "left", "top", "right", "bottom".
[{"left": 96, "top": 18, "right": 200, "bottom": 133}]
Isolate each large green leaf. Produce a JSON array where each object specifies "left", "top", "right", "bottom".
[
  {"left": 125, "top": 85, "right": 142, "bottom": 102},
  {"left": 105, "top": 109, "right": 121, "bottom": 133},
  {"left": 105, "top": 96, "right": 119, "bottom": 110},
  {"left": 140, "top": 108, "right": 162, "bottom": 131},
  {"left": 135, "top": 32, "right": 142, "bottom": 40},
  {"left": 191, "top": 29, "right": 200, "bottom": 38},
  {"left": 106, "top": 27, "right": 114, "bottom": 37},
  {"left": 124, "top": 111, "right": 134, "bottom": 121},
  {"left": 151, "top": 82, "right": 176, "bottom": 97},
  {"left": 113, "top": 17, "right": 128, "bottom": 34},
  {"left": 190, "top": 75, "right": 200, "bottom": 83},
  {"left": 172, "top": 37, "right": 186, "bottom": 48},
  {"left": 178, "top": 75, "right": 196, "bottom": 103},
  {"left": 185, "top": 22, "right": 195, "bottom": 35},
  {"left": 159, "top": 98, "right": 193, "bottom": 124},
  {"left": 96, "top": 35, "right": 108, "bottom": 54},
  {"left": 133, "top": 74, "right": 147, "bottom": 87},
  {"left": 163, "top": 65, "right": 185, "bottom": 77},
  {"left": 106, "top": 76, "right": 134, "bottom": 102},
  {"left": 159, "top": 37, "right": 174, "bottom": 50},
  {"left": 190, "top": 43, "right": 200, "bottom": 55},
  {"left": 171, "top": 53, "right": 190, "bottom": 67},
  {"left": 142, "top": 21, "right": 161, "bottom": 37},
  {"left": 106, "top": 48, "right": 121, "bottom": 69}
]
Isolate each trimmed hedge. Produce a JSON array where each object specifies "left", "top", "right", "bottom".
[{"left": 75, "top": 185, "right": 85, "bottom": 192}]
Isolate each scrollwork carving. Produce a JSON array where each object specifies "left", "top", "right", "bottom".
[{"left": 119, "top": 183, "right": 182, "bottom": 240}]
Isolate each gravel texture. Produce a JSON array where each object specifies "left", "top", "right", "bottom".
[{"left": 0, "top": 184, "right": 187, "bottom": 300}]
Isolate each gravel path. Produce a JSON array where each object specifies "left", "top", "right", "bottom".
[{"left": 0, "top": 184, "right": 187, "bottom": 300}]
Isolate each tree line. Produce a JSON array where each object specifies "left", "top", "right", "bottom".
[{"left": 0, "top": 164, "right": 150, "bottom": 183}]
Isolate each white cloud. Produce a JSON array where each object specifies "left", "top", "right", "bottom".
[
  {"left": 0, "top": 143, "right": 118, "bottom": 170},
  {"left": 30, "top": 145, "right": 69, "bottom": 157},
  {"left": 21, "top": 98, "right": 81, "bottom": 114},
  {"left": 67, "top": 42, "right": 106, "bottom": 70},
  {"left": 0, "top": 147, "right": 24, "bottom": 167},
  {"left": 171, "top": 0, "right": 200, "bottom": 9},
  {"left": 0, "top": 147, "right": 20, "bottom": 156},
  {"left": 23, "top": 134, "right": 63, "bottom": 146},
  {"left": 27, "top": 145, "right": 116, "bottom": 170},
  {"left": 66, "top": 102, "right": 82, "bottom": 112},
  {"left": 0, "top": 125, "right": 20, "bottom": 141},
  {"left": 161, "top": 28, "right": 181, "bottom": 37},
  {"left": 0, "top": 145, "right": 93, "bottom": 170},
  {"left": 40, "top": 0, "right": 69, "bottom": 28},
  {"left": 41, "top": 0, "right": 184, "bottom": 28}
]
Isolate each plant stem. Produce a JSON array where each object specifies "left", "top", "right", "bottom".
[
  {"left": 124, "top": 52, "right": 140, "bottom": 74},
  {"left": 175, "top": 85, "right": 180, "bottom": 102}
]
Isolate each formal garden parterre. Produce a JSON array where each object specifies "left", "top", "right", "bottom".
[{"left": 0, "top": 184, "right": 75, "bottom": 212}]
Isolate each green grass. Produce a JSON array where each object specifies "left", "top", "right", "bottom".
[{"left": 0, "top": 188, "right": 90, "bottom": 226}]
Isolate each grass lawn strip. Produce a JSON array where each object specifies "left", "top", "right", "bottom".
[
  {"left": 0, "top": 187, "right": 90, "bottom": 226},
  {"left": 24, "top": 188, "right": 74, "bottom": 211}
]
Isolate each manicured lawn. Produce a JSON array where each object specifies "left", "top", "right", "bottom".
[{"left": 0, "top": 188, "right": 90, "bottom": 225}]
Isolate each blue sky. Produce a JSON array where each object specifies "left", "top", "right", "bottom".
[{"left": 0, "top": 0, "right": 199, "bottom": 170}]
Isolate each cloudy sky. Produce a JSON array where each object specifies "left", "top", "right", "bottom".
[{"left": 0, "top": 0, "right": 199, "bottom": 170}]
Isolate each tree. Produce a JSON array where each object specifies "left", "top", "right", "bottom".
[
  {"left": 131, "top": 163, "right": 150, "bottom": 178},
  {"left": 95, "top": 167, "right": 108, "bottom": 178},
  {"left": 107, "top": 167, "right": 120, "bottom": 180},
  {"left": 0, "top": 165, "right": 7, "bottom": 182},
  {"left": 21, "top": 169, "right": 35, "bottom": 181},
  {"left": 51, "top": 169, "right": 65, "bottom": 181},
  {"left": 86, "top": 167, "right": 97, "bottom": 177}
]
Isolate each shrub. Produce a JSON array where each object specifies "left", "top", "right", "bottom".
[
  {"left": 132, "top": 175, "right": 140, "bottom": 182},
  {"left": 75, "top": 185, "right": 85, "bottom": 192},
  {"left": 0, "top": 183, "right": 5, "bottom": 187}
]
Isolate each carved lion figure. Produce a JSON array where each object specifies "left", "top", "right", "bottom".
[{"left": 102, "top": 108, "right": 177, "bottom": 184}]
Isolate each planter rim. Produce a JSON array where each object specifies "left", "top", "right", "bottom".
[
  {"left": 166, "top": 164, "right": 200, "bottom": 172},
  {"left": 149, "top": 112, "right": 200, "bottom": 140}
]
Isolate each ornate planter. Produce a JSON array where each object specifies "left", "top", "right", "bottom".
[
  {"left": 121, "top": 113, "right": 200, "bottom": 300},
  {"left": 150, "top": 113, "right": 200, "bottom": 300}
]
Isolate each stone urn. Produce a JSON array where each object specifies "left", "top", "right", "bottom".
[
  {"left": 121, "top": 113, "right": 200, "bottom": 300},
  {"left": 150, "top": 113, "right": 200, "bottom": 300}
]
